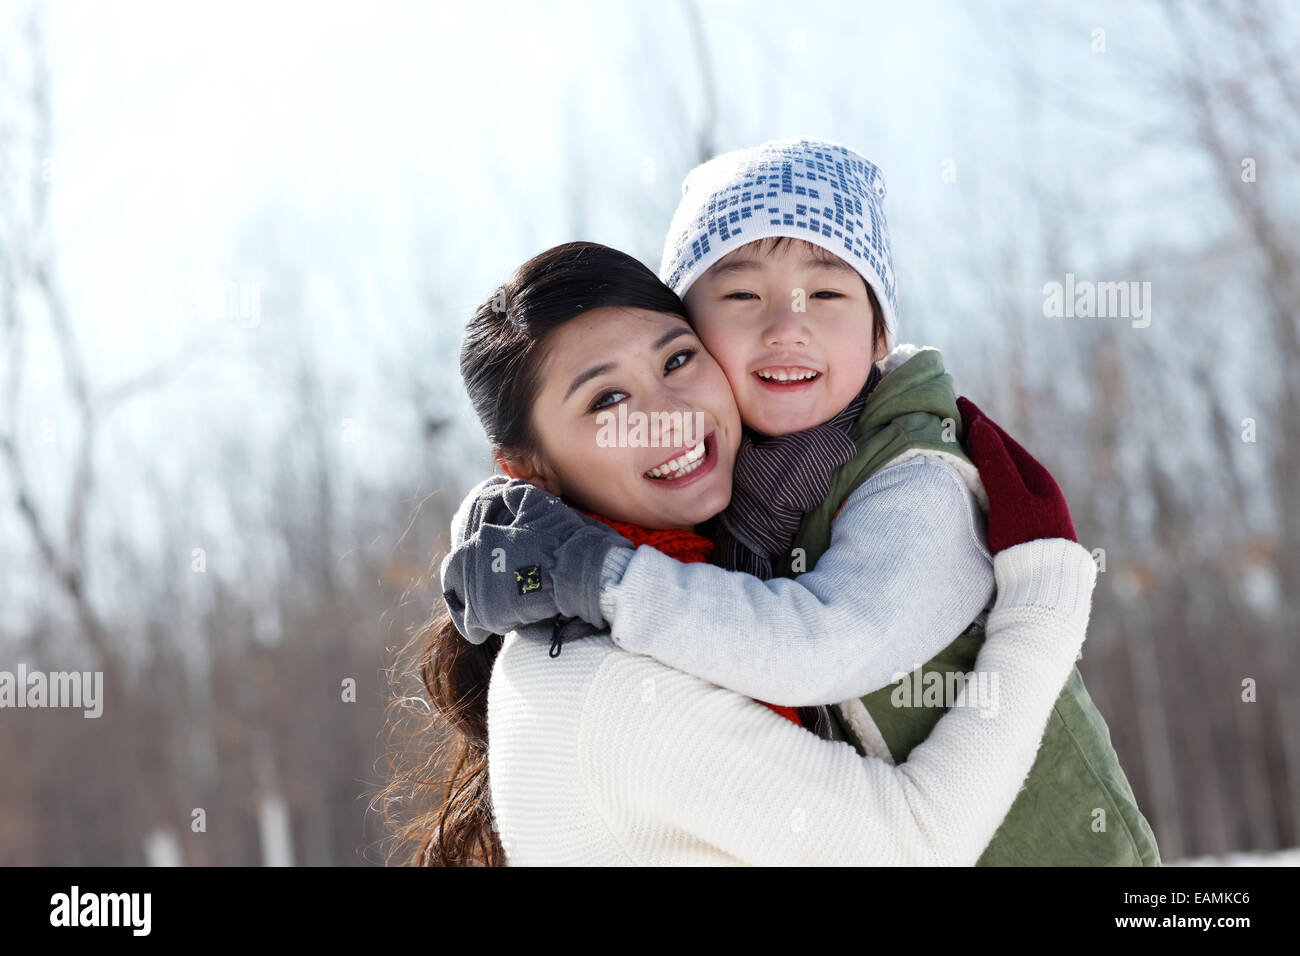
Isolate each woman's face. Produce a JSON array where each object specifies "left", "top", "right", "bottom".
[{"left": 515, "top": 307, "right": 741, "bottom": 530}]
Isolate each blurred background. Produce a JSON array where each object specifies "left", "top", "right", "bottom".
[{"left": 1, "top": 0, "right": 1297, "bottom": 865}]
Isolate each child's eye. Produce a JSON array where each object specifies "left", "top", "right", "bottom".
[
  {"left": 665, "top": 348, "right": 696, "bottom": 373},
  {"left": 724, "top": 291, "right": 758, "bottom": 300},
  {"left": 811, "top": 290, "right": 843, "bottom": 299},
  {"left": 590, "top": 390, "right": 627, "bottom": 413}
]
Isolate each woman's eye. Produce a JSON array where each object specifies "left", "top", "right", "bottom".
[
  {"left": 665, "top": 348, "right": 696, "bottom": 373},
  {"left": 724, "top": 291, "right": 758, "bottom": 300},
  {"left": 590, "top": 390, "right": 626, "bottom": 412}
]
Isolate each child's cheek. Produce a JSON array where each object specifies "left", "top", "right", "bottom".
[{"left": 702, "top": 327, "right": 750, "bottom": 377}]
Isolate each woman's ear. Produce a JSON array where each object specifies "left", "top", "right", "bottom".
[{"left": 496, "top": 451, "right": 563, "bottom": 498}]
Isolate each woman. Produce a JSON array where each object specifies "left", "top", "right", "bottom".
[{"left": 382, "top": 241, "right": 1096, "bottom": 866}]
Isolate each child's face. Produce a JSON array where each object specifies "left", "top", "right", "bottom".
[{"left": 682, "top": 238, "right": 882, "bottom": 437}]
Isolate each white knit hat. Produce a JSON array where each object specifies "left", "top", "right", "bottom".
[{"left": 658, "top": 137, "right": 898, "bottom": 350}]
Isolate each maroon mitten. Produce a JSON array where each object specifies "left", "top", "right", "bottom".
[{"left": 956, "top": 396, "right": 1077, "bottom": 553}]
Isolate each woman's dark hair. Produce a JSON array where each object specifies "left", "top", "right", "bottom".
[{"left": 379, "top": 242, "right": 687, "bottom": 866}]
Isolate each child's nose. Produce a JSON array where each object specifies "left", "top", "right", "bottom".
[{"left": 762, "top": 299, "right": 810, "bottom": 347}]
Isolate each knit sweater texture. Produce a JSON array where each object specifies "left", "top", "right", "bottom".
[{"left": 485, "top": 538, "right": 1097, "bottom": 865}]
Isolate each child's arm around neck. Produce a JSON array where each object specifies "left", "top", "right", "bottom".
[{"left": 599, "top": 453, "right": 993, "bottom": 705}]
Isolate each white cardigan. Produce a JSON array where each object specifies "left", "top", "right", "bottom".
[{"left": 486, "top": 537, "right": 1098, "bottom": 866}]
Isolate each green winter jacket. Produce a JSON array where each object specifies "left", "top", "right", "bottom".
[{"left": 775, "top": 347, "right": 1161, "bottom": 866}]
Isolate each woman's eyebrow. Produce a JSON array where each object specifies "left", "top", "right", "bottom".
[
  {"left": 562, "top": 327, "right": 694, "bottom": 402},
  {"left": 565, "top": 361, "right": 617, "bottom": 402},
  {"left": 653, "top": 326, "right": 693, "bottom": 350}
]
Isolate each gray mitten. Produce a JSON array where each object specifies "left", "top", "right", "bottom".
[{"left": 439, "top": 477, "right": 634, "bottom": 645}]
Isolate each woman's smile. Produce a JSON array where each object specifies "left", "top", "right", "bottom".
[{"left": 642, "top": 431, "right": 719, "bottom": 487}]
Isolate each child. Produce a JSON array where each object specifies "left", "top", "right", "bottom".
[{"left": 446, "top": 138, "right": 1159, "bottom": 866}]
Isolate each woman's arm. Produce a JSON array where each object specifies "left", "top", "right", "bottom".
[
  {"left": 581, "top": 537, "right": 1095, "bottom": 866},
  {"left": 600, "top": 454, "right": 993, "bottom": 705}
]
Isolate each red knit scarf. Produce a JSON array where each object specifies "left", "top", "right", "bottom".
[{"left": 576, "top": 508, "right": 804, "bottom": 730}]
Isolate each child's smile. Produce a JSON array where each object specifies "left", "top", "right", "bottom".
[{"left": 752, "top": 363, "right": 822, "bottom": 388}]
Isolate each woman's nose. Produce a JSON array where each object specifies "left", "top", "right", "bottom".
[{"left": 645, "top": 389, "right": 699, "bottom": 449}]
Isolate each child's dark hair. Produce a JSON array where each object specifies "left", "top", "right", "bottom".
[{"left": 379, "top": 242, "right": 687, "bottom": 866}]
